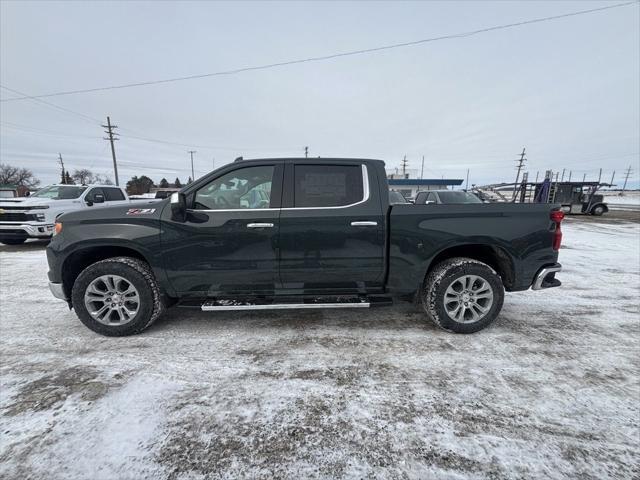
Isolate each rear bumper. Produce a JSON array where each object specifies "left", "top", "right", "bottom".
[
  {"left": 531, "top": 263, "right": 562, "bottom": 290},
  {"left": 0, "top": 223, "right": 54, "bottom": 238},
  {"left": 49, "top": 282, "right": 68, "bottom": 301}
]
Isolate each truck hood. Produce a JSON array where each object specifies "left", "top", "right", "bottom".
[
  {"left": 58, "top": 200, "right": 164, "bottom": 223},
  {"left": 0, "top": 197, "right": 72, "bottom": 208}
]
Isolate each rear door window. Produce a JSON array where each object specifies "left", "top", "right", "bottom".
[{"left": 293, "top": 164, "right": 363, "bottom": 208}]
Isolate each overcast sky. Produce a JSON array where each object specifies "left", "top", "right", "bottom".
[{"left": 1, "top": 0, "right": 639, "bottom": 188}]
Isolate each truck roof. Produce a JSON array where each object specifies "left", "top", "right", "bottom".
[
  {"left": 235, "top": 157, "right": 386, "bottom": 164},
  {"left": 45, "top": 184, "right": 125, "bottom": 188}
]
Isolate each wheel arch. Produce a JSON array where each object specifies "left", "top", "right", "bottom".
[
  {"left": 61, "top": 245, "right": 149, "bottom": 299},
  {"left": 423, "top": 243, "right": 515, "bottom": 291}
]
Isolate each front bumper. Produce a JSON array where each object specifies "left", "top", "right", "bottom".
[
  {"left": 49, "top": 282, "right": 68, "bottom": 301},
  {"left": 531, "top": 263, "right": 562, "bottom": 290},
  {"left": 0, "top": 223, "right": 54, "bottom": 238}
]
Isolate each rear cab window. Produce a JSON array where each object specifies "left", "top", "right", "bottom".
[{"left": 293, "top": 164, "right": 364, "bottom": 208}]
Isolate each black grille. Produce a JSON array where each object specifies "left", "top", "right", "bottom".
[{"left": 0, "top": 212, "right": 36, "bottom": 221}]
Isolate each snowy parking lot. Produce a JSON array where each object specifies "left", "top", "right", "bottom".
[{"left": 1, "top": 214, "right": 639, "bottom": 479}]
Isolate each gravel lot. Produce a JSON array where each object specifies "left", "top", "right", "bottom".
[{"left": 1, "top": 214, "right": 639, "bottom": 479}]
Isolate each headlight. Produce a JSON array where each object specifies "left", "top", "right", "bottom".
[
  {"left": 53, "top": 222, "right": 62, "bottom": 236},
  {"left": 36, "top": 213, "right": 46, "bottom": 221}
]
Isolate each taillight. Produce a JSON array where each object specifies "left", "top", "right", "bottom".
[
  {"left": 54, "top": 222, "right": 63, "bottom": 236},
  {"left": 551, "top": 210, "right": 564, "bottom": 250}
]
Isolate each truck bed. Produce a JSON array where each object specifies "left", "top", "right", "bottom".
[{"left": 387, "top": 203, "right": 560, "bottom": 293}]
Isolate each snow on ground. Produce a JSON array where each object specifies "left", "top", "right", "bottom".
[
  {"left": 1, "top": 217, "right": 639, "bottom": 479},
  {"left": 604, "top": 190, "right": 640, "bottom": 210}
]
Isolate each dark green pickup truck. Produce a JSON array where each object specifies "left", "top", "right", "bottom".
[{"left": 46, "top": 157, "right": 563, "bottom": 336}]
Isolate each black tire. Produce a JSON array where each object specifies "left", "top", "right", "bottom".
[
  {"left": 0, "top": 238, "right": 27, "bottom": 245},
  {"left": 591, "top": 205, "right": 605, "bottom": 216},
  {"left": 71, "top": 256, "right": 163, "bottom": 336},
  {"left": 422, "top": 257, "right": 505, "bottom": 333}
]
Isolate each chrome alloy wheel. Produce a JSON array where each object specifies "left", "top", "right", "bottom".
[
  {"left": 84, "top": 275, "right": 140, "bottom": 326},
  {"left": 444, "top": 274, "right": 494, "bottom": 324}
]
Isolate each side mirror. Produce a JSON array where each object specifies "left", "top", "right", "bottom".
[
  {"left": 93, "top": 193, "right": 105, "bottom": 204},
  {"left": 170, "top": 192, "right": 187, "bottom": 222}
]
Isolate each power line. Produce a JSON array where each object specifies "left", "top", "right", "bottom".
[
  {"left": 1, "top": 85, "right": 296, "bottom": 152},
  {"left": 0, "top": 84, "right": 101, "bottom": 124},
  {"left": 1, "top": 1, "right": 636, "bottom": 102}
]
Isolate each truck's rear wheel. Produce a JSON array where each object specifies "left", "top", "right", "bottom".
[
  {"left": 422, "top": 257, "right": 504, "bottom": 333},
  {"left": 71, "top": 256, "right": 163, "bottom": 336},
  {"left": 591, "top": 205, "right": 605, "bottom": 216},
  {"left": 0, "top": 238, "right": 26, "bottom": 245}
]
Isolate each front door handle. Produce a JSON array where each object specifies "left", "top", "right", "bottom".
[
  {"left": 247, "top": 222, "right": 274, "bottom": 228},
  {"left": 350, "top": 221, "right": 378, "bottom": 227}
]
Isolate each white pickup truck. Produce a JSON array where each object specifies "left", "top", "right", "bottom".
[{"left": 0, "top": 184, "right": 130, "bottom": 245}]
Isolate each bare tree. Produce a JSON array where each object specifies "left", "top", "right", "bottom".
[
  {"left": 93, "top": 173, "right": 114, "bottom": 185},
  {"left": 71, "top": 169, "right": 95, "bottom": 185},
  {"left": 0, "top": 163, "right": 40, "bottom": 188}
]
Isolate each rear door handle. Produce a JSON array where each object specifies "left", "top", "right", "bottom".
[
  {"left": 350, "top": 221, "right": 378, "bottom": 227},
  {"left": 247, "top": 222, "right": 274, "bottom": 228}
]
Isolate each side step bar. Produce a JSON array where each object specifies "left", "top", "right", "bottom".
[{"left": 201, "top": 301, "right": 370, "bottom": 311}]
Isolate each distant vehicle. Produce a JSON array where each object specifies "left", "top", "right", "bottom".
[
  {"left": 478, "top": 180, "right": 611, "bottom": 215},
  {"left": 414, "top": 190, "right": 483, "bottom": 205},
  {"left": 0, "top": 184, "right": 130, "bottom": 245},
  {"left": 534, "top": 182, "right": 609, "bottom": 216},
  {"left": 46, "top": 157, "right": 563, "bottom": 337},
  {"left": 151, "top": 188, "right": 180, "bottom": 199},
  {"left": 388, "top": 190, "right": 408, "bottom": 204}
]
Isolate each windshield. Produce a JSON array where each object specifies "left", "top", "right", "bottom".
[
  {"left": 32, "top": 185, "right": 88, "bottom": 200},
  {"left": 437, "top": 191, "right": 482, "bottom": 204}
]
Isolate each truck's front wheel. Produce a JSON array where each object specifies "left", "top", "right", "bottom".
[
  {"left": 422, "top": 257, "right": 504, "bottom": 333},
  {"left": 71, "top": 257, "right": 163, "bottom": 336}
]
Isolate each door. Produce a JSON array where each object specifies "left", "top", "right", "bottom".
[
  {"left": 278, "top": 162, "right": 385, "bottom": 293},
  {"left": 162, "top": 163, "right": 283, "bottom": 296}
]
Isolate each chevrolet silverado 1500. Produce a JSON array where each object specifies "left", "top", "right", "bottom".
[
  {"left": 0, "top": 184, "right": 129, "bottom": 245},
  {"left": 46, "top": 158, "right": 563, "bottom": 336}
]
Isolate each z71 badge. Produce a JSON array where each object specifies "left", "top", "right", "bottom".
[{"left": 126, "top": 208, "right": 156, "bottom": 215}]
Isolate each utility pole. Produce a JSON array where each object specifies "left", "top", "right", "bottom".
[
  {"left": 582, "top": 173, "right": 586, "bottom": 183},
  {"left": 534, "top": 171, "right": 540, "bottom": 183},
  {"left": 58, "top": 153, "right": 66, "bottom": 184},
  {"left": 401, "top": 155, "right": 409, "bottom": 178},
  {"left": 465, "top": 169, "right": 470, "bottom": 191},
  {"left": 212, "top": 157, "right": 215, "bottom": 171},
  {"left": 188, "top": 150, "right": 196, "bottom": 181},
  {"left": 597, "top": 168, "right": 602, "bottom": 184},
  {"left": 561, "top": 168, "right": 566, "bottom": 182},
  {"left": 621, "top": 165, "right": 633, "bottom": 193},
  {"left": 420, "top": 155, "right": 425, "bottom": 180},
  {"left": 304, "top": 146, "right": 308, "bottom": 158},
  {"left": 512, "top": 147, "right": 526, "bottom": 201},
  {"left": 609, "top": 170, "right": 615, "bottom": 186},
  {"left": 568, "top": 171, "right": 572, "bottom": 182},
  {"left": 102, "top": 116, "right": 120, "bottom": 186}
]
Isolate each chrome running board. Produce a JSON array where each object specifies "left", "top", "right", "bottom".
[{"left": 201, "top": 301, "right": 370, "bottom": 311}]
